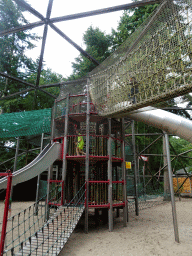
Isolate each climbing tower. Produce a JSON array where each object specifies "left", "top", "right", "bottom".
[{"left": 52, "top": 85, "right": 127, "bottom": 231}]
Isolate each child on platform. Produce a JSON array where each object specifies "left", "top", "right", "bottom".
[{"left": 75, "top": 129, "right": 85, "bottom": 155}]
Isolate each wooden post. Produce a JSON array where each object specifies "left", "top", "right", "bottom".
[
  {"left": 85, "top": 84, "right": 90, "bottom": 233},
  {"left": 108, "top": 118, "right": 113, "bottom": 231},
  {"left": 131, "top": 121, "right": 139, "bottom": 216},
  {"left": 121, "top": 118, "right": 127, "bottom": 226},
  {"left": 62, "top": 94, "right": 70, "bottom": 204},
  {"left": 164, "top": 132, "right": 179, "bottom": 243}
]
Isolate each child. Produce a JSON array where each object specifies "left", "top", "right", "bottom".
[{"left": 75, "top": 129, "right": 85, "bottom": 155}]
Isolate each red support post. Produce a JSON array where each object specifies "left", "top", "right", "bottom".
[
  {"left": 0, "top": 170, "right": 12, "bottom": 256},
  {"left": 88, "top": 180, "right": 109, "bottom": 184},
  {"left": 112, "top": 180, "right": 125, "bottom": 184}
]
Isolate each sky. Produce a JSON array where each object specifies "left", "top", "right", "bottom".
[{"left": 23, "top": 0, "right": 132, "bottom": 78}]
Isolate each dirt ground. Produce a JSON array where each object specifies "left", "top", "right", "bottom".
[
  {"left": 1, "top": 198, "right": 192, "bottom": 256},
  {"left": 59, "top": 198, "right": 192, "bottom": 256}
]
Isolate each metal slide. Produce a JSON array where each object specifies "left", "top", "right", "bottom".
[
  {"left": 117, "top": 106, "right": 192, "bottom": 143},
  {"left": 0, "top": 142, "right": 62, "bottom": 190}
]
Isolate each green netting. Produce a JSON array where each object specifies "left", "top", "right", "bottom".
[{"left": 0, "top": 109, "right": 51, "bottom": 139}]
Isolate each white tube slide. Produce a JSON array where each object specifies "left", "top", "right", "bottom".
[{"left": 115, "top": 106, "right": 192, "bottom": 143}]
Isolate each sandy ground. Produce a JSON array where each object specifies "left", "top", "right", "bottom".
[
  {"left": 1, "top": 199, "right": 192, "bottom": 256},
  {"left": 59, "top": 198, "right": 192, "bottom": 256}
]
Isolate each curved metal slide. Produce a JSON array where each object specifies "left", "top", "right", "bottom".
[
  {"left": 0, "top": 142, "right": 62, "bottom": 190},
  {"left": 115, "top": 106, "right": 192, "bottom": 143}
]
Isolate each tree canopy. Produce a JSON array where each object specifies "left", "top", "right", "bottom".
[
  {"left": 70, "top": 26, "right": 112, "bottom": 79},
  {"left": 0, "top": 0, "right": 64, "bottom": 113},
  {"left": 111, "top": 3, "right": 159, "bottom": 50}
]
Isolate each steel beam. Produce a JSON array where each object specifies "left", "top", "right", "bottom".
[
  {"left": 35, "top": 133, "right": 44, "bottom": 214},
  {"left": 121, "top": 118, "right": 127, "bottom": 226},
  {"left": 49, "top": 23, "right": 100, "bottom": 66},
  {"left": 0, "top": 21, "right": 44, "bottom": 37},
  {"left": 85, "top": 84, "right": 90, "bottom": 233},
  {"left": 36, "top": 0, "right": 54, "bottom": 86},
  {"left": 0, "top": 72, "right": 56, "bottom": 99},
  {"left": 132, "top": 120, "right": 139, "bottom": 216},
  {"left": 5, "top": 0, "right": 160, "bottom": 37},
  {"left": 13, "top": 0, "right": 46, "bottom": 21},
  {"left": 40, "top": 77, "right": 87, "bottom": 88},
  {"left": 138, "top": 134, "right": 163, "bottom": 156},
  {"left": 108, "top": 118, "right": 113, "bottom": 231},
  {"left": 0, "top": 88, "right": 33, "bottom": 100},
  {"left": 62, "top": 94, "right": 69, "bottom": 182},
  {"left": 50, "top": 0, "right": 161, "bottom": 23},
  {"left": 164, "top": 132, "right": 179, "bottom": 243}
]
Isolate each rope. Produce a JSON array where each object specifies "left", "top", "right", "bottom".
[
  {"left": 3, "top": 183, "right": 85, "bottom": 255},
  {"left": 89, "top": 0, "right": 192, "bottom": 116}
]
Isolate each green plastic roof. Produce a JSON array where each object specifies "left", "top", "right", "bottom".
[{"left": 0, "top": 109, "right": 51, "bottom": 139}]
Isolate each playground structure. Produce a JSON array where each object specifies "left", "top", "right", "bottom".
[
  {"left": 0, "top": 0, "right": 192, "bottom": 255},
  {"left": 2, "top": 97, "right": 192, "bottom": 255},
  {"left": 0, "top": 91, "right": 129, "bottom": 255}
]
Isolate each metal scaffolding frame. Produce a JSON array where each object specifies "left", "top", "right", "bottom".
[{"left": 0, "top": 0, "right": 160, "bottom": 101}]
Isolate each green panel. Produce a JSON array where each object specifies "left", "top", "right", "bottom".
[{"left": 0, "top": 108, "right": 51, "bottom": 139}]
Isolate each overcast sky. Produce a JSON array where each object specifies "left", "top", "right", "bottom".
[{"left": 23, "top": 0, "right": 132, "bottom": 77}]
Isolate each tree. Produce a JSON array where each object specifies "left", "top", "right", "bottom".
[
  {"left": 25, "top": 67, "right": 62, "bottom": 111},
  {"left": 0, "top": 0, "right": 66, "bottom": 173},
  {"left": 169, "top": 136, "right": 192, "bottom": 171},
  {"left": 70, "top": 26, "right": 112, "bottom": 79},
  {"left": 0, "top": 0, "right": 39, "bottom": 112},
  {"left": 111, "top": 2, "right": 159, "bottom": 50}
]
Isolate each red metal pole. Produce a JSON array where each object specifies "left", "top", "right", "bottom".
[{"left": 0, "top": 171, "right": 12, "bottom": 256}]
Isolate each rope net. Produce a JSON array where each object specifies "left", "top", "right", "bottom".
[
  {"left": 1, "top": 183, "right": 85, "bottom": 255},
  {"left": 0, "top": 109, "right": 51, "bottom": 139},
  {"left": 89, "top": 0, "right": 192, "bottom": 116},
  {"left": 57, "top": 78, "right": 87, "bottom": 101}
]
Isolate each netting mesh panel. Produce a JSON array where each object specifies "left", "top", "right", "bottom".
[
  {"left": 69, "top": 95, "right": 87, "bottom": 114},
  {"left": 57, "top": 78, "right": 87, "bottom": 101},
  {"left": 89, "top": 0, "right": 192, "bottom": 116},
  {"left": 55, "top": 98, "right": 67, "bottom": 118},
  {"left": 0, "top": 109, "right": 51, "bottom": 138}
]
